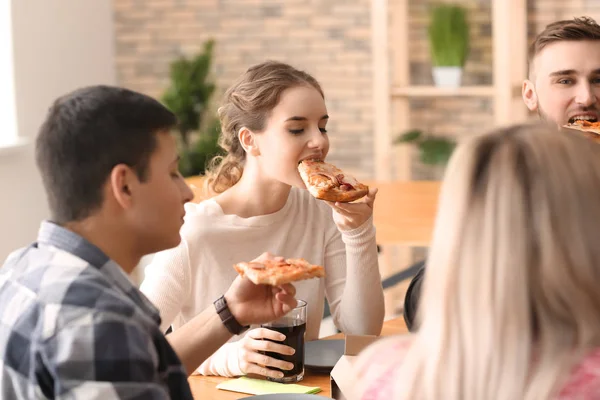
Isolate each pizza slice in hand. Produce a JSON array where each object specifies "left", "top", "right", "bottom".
[
  {"left": 298, "top": 159, "right": 369, "bottom": 203},
  {"left": 563, "top": 119, "right": 600, "bottom": 143},
  {"left": 234, "top": 258, "right": 325, "bottom": 286}
]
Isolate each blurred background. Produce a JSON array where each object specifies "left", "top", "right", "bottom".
[{"left": 2, "top": 0, "right": 600, "bottom": 320}]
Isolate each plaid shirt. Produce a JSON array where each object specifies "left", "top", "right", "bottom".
[{"left": 0, "top": 221, "right": 193, "bottom": 399}]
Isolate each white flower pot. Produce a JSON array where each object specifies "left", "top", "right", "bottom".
[{"left": 432, "top": 66, "right": 463, "bottom": 88}]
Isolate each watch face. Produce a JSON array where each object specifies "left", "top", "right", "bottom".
[
  {"left": 215, "top": 296, "right": 247, "bottom": 335},
  {"left": 214, "top": 295, "right": 227, "bottom": 312}
]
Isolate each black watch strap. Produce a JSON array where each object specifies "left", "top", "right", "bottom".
[{"left": 213, "top": 295, "right": 249, "bottom": 335}]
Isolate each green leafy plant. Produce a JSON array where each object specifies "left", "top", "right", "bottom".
[
  {"left": 428, "top": 4, "right": 470, "bottom": 67},
  {"left": 162, "top": 39, "right": 222, "bottom": 177},
  {"left": 394, "top": 129, "right": 456, "bottom": 166},
  {"left": 179, "top": 118, "right": 222, "bottom": 178}
]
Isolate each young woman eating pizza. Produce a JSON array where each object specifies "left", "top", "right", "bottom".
[{"left": 140, "top": 60, "right": 385, "bottom": 379}]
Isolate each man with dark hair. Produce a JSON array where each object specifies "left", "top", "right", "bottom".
[
  {"left": 404, "top": 16, "right": 600, "bottom": 331},
  {"left": 0, "top": 85, "right": 297, "bottom": 399}
]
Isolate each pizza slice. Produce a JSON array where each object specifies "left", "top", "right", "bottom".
[
  {"left": 234, "top": 258, "right": 325, "bottom": 286},
  {"left": 298, "top": 159, "right": 369, "bottom": 203},
  {"left": 563, "top": 119, "right": 600, "bottom": 143}
]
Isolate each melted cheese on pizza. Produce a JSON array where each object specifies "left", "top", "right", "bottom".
[
  {"left": 234, "top": 258, "right": 325, "bottom": 286},
  {"left": 301, "top": 160, "right": 359, "bottom": 188}
]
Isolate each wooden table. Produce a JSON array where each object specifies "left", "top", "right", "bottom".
[{"left": 188, "top": 317, "right": 408, "bottom": 399}]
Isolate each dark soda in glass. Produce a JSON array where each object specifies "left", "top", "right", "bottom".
[
  {"left": 261, "top": 300, "right": 307, "bottom": 383},
  {"left": 262, "top": 319, "right": 306, "bottom": 381}
]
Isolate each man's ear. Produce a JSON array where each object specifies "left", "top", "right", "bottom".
[
  {"left": 522, "top": 79, "right": 539, "bottom": 112},
  {"left": 109, "top": 164, "right": 136, "bottom": 209},
  {"left": 238, "top": 127, "right": 260, "bottom": 156}
]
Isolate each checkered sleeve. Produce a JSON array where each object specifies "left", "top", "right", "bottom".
[{"left": 38, "top": 310, "right": 171, "bottom": 400}]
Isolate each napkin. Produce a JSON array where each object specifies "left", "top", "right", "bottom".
[{"left": 216, "top": 376, "right": 322, "bottom": 395}]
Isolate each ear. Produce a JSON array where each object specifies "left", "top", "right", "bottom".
[
  {"left": 522, "top": 79, "right": 539, "bottom": 112},
  {"left": 108, "top": 164, "right": 136, "bottom": 210},
  {"left": 238, "top": 127, "right": 260, "bottom": 156}
]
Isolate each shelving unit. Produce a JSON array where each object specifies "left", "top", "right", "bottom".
[
  {"left": 372, "top": 0, "right": 529, "bottom": 182},
  {"left": 370, "top": 0, "right": 529, "bottom": 317},
  {"left": 392, "top": 85, "right": 495, "bottom": 97}
]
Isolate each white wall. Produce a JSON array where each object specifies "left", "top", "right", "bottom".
[
  {"left": 0, "top": 1, "right": 17, "bottom": 147},
  {"left": 0, "top": 0, "right": 116, "bottom": 260}
]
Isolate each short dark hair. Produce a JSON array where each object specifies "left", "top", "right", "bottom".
[
  {"left": 35, "top": 85, "right": 177, "bottom": 223},
  {"left": 528, "top": 17, "right": 600, "bottom": 76}
]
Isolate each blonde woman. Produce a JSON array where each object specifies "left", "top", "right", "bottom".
[
  {"left": 140, "top": 61, "right": 385, "bottom": 378},
  {"left": 354, "top": 122, "right": 600, "bottom": 399}
]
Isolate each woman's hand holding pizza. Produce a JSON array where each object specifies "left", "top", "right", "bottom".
[
  {"left": 297, "top": 160, "right": 378, "bottom": 231},
  {"left": 326, "top": 187, "right": 378, "bottom": 231}
]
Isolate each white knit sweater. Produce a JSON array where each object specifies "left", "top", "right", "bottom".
[{"left": 140, "top": 187, "right": 384, "bottom": 376}]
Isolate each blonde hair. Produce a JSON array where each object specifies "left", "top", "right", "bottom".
[
  {"left": 397, "top": 122, "right": 600, "bottom": 399},
  {"left": 204, "top": 61, "right": 324, "bottom": 195}
]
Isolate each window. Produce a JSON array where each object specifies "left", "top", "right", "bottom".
[{"left": 0, "top": 0, "right": 18, "bottom": 147}]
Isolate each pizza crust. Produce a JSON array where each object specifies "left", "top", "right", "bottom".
[
  {"left": 234, "top": 258, "right": 325, "bottom": 286},
  {"left": 298, "top": 160, "right": 369, "bottom": 203},
  {"left": 563, "top": 121, "right": 600, "bottom": 143}
]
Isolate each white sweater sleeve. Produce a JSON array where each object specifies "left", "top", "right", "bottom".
[
  {"left": 142, "top": 237, "right": 245, "bottom": 377},
  {"left": 139, "top": 240, "right": 192, "bottom": 333},
  {"left": 324, "top": 215, "right": 385, "bottom": 335},
  {"left": 194, "top": 340, "right": 244, "bottom": 377}
]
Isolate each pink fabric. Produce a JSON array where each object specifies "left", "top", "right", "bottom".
[
  {"left": 557, "top": 348, "right": 600, "bottom": 399},
  {"left": 360, "top": 344, "right": 600, "bottom": 399},
  {"left": 358, "top": 340, "right": 408, "bottom": 400}
]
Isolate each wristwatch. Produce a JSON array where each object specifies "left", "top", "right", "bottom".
[{"left": 213, "top": 295, "right": 249, "bottom": 335}]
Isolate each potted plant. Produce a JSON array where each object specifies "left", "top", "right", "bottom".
[
  {"left": 428, "top": 3, "right": 470, "bottom": 87},
  {"left": 394, "top": 129, "right": 456, "bottom": 179},
  {"left": 162, "top": 39, "right": 222, "bottom": 178}
]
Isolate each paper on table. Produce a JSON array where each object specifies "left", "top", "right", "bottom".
[{"left": 216, "top": 376, "right": 322, "bottom": 395}]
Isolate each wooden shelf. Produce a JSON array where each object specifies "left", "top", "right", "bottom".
[
  {"left": 391, "top": 85, "right": 496, "bottom": 98},
  {"left": 370, "top": 0, "right": 528, "bottom": 318}
]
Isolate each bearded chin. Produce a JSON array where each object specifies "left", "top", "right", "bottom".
[
  {"left": 537, "top": 105, "right": 562, "bottom": 128},
  {"left": 537, "top": 105, "right": 550, "bottom": 121}
]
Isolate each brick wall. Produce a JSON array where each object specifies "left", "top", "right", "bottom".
[
  {"left": 114, "top": 0, "right": 374, "bottom": 177},
  {"left": 529, "top": 0, "right": 600, "bottom": 34},
  {"left": 114, "top": 0, "right": 600, "bottom": 181}
]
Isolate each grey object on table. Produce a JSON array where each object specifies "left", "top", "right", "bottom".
[{"left": 304, "top": 339, "right": 346, "bottom": 372}]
